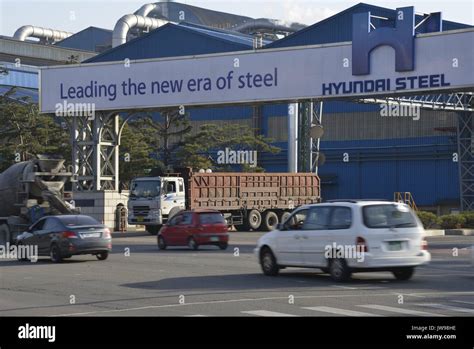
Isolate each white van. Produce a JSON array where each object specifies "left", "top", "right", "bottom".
[{"left": 255, "top": 200, "right": 430, "bottom": 282}]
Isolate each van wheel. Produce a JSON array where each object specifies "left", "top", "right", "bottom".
[
  {"left": 393, "top": 267, "right": 415, "bottom": 281},
  {"left": 50, "top": 245, "right": 63, "bottom": 263},
  {"left": 188, "top": 237, "right": 198, "bottom": 251},
  {"left": 157, "top": 236, "right": 167, "bottom": 250},
  {"left": 96, "top": 252, "right": 109, "bottom": 261},
  {"left": 261, "top": 211, "right": 279, "bottom": 231},
  {"left": 260, "top": 248, "right": 279, "bottom": 276},
  {"left": 329, "top": 258, "right": 351, "bottom": 282},
  {"left": 247, "top": 210, "right": 262, "bottom": 231}
]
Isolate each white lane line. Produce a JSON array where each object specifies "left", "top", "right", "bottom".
[
  {"left": 452, "top": 300, "right": 474, "bottom": 305},
  {"left": 50, "top": 291, "right": 474, "bottom": 317},
  {"left": 241, "top": 310, "right": 297, "bottom": 317},
  {"left": 303, "top": 306, "right": 381, "bottom": 317},
  {"left": 358, "top": 304, "right": 445, "bottom": 317},
  {"left": 417, "top": 303, "right": 474, "bottom": 314},
  {"left": 185, "top": 314, "right": 207, "bottom": 317}
]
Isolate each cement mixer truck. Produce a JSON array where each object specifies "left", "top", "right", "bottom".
[{"left": 0, "top": 155, "right": 78, "bottom": 245}]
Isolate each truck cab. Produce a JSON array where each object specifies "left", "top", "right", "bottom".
[{"left": 128, "top": 176, "right": 186, "bottom": 235}]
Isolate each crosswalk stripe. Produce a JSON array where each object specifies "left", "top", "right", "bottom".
[
  {"left": 241, "top": 310, "right": 297, "bottom": 317},
  {"left": 358, "top": 304, "right": 445, "bottom": 317},
  {"left": 417, "top": 303, "right": 474, "bottom": 314},
  {"left": 303, "top": 306, "right": 381, "bottom": 317}
]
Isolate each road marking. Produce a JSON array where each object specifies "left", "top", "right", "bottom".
[
  {"left": 241, "top": 310, "right": 297, "bottom": 317},
  {"left": 185, "top": 314, "right": 207, "bottom": 317},
  {"left": 50, "top": 291, "right": 474, "bottom": 317},
  {"left": 358, "top": 304, "right": 445, "bottom": 317},
  {"left": 332, "top": 285, "right": 358, "bottom": 290},
  {"left": 452, "top": 300, "right": 474, "bottom": 305},
  {"left": 417, "top": 303, "right": 474, "bottom": 314},
  {"left": 303, "top": 306, "right": 381, "bottom": 317}
]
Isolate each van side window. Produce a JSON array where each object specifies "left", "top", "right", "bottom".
[
  {"left": 329, "top": 207, "right": 352, "bottom": 229},
  {"left": 302, "top": 207, "right": 331, "bottom": 230},
  {"left": 284, "top": 209, "right": 308, "bottom": 230}
]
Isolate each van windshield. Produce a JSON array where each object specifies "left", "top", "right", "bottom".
[
  {"left": 363, "top": 204, "right": 419, "bottom": 229},
  {"left": 130, "top": 180, "right": 161, "bottom": 198}
]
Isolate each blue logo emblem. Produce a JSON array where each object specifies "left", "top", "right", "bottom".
[{"left": 352, "top": 7, "right": 415, "bottom": 75}]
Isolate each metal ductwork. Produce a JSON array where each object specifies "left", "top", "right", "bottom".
[
  {"left": 232, "top": 19, "right": 304, "bottom": 34},
  {"left": 13, "top": 25, "right": 73, "bottom": 42},
  {"left": 112, "top": 14, "right": 169, "bottom": 47},
  {"left": 134, "top": 3, "right": 158, "bottom": 17}
]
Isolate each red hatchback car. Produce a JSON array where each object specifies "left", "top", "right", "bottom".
[{"left": 157, "top": 210, "right": 229, "bottom": 250}]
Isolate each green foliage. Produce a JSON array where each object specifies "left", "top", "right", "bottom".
[
  {"left": 176, "top": 123, "right": 280, "bottom": 171},
  {"left": 119, "top": 118, "right": 163, "bottom": 185},
  {"left": 459, "top": 211, "right": 474, "bottom": 228},
  {"left": 416, "top": 211, "right": 440, "bottom": 229},
  {"left": 439, "top": 214, "right": 466, "bottom": 229},
  {"left": 0, "top": 88, "right": 70, "bottom": 171},
  {"left": 139, "top": 108, "right": 192, "bottom": 167}
]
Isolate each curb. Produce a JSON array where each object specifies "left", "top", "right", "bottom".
[
  {"left": 424, "top": 230, "right": 445, "bottom": 237},
  {"left": 444, "top": 229, "right": 474, "bottom": 236}
]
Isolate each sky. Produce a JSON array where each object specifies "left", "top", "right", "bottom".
[{"left": 0, "top": 0, "right": 472, "bottom": 36}]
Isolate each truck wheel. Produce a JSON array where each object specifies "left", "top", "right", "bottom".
[
  {"left": 261, "top": 211, "right": 279, "bottom": 231},
  {"left": 280, "top": 211, "right": 292, "bottom": 225},
  {"left": 146, "top": 226, "right": 160, "bottom": 235},
  {"left": 246, "top": 210, "right": 262, "bottom": 231},
  {"left": 0, "top": 224, "right": 11, "bottom": 245}
]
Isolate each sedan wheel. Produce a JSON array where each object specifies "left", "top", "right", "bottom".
[
  {"left": 50, "top": 245, "right": 63, "bottom": 263},
  {"left": 96, "top": 252, "right": 109, "bottom": 261}
]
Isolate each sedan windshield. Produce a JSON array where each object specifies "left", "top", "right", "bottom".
[
  {"left": 363, "top": 204, "right": 418, "bottom": 229},
  {"left": 130, "top": 180, "right": 161, "bottom": 198}
]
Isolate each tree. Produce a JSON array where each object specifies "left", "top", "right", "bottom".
[
  {"left": 149, "top": 108, "right": 192, "bottom": 167},
  {"left": 0, "top": 88, "right": 70, "bottom": 172},
  {"left": 176, "top": 123, "right": 280, "bottom": 171},
  {"left": 119, "top": 118, "right": 164, "bottom": 185}
]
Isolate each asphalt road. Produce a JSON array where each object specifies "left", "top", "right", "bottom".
[{"left": 0, "top": 233, "right": 472, "bottom": 317}]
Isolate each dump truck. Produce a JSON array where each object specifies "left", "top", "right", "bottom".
[
  {"left": 0, "top": 155, "right": 78, "bottom": 244},
  {"left": 128, "top": 168, "right": 320, "bottom": 234}
]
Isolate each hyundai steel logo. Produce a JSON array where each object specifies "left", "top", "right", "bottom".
[{"left": 352, "top": 7, "right": 415, "bottom": 75}]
